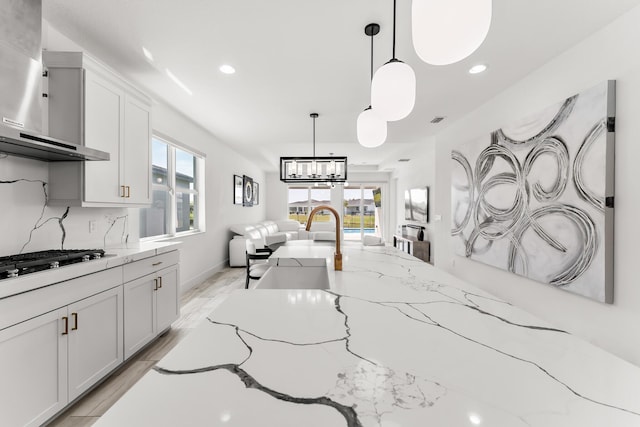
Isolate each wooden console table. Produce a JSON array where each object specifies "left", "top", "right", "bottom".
[{"left": 393, "top": 234, "right": 431, "bottom": 263}]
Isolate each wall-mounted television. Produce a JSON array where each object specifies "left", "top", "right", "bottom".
[
  {"left": 404, "top": 187, "right": 429, "bottom": 223},
  {"left": 372, "top": 188, "right": 382, "bottom": 207}
]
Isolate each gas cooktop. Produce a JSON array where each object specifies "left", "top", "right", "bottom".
[{"left": 0, "top": 249, "right": 106, "bottom": 280}]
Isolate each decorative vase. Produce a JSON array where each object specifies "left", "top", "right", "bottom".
[{"left": 417, "top": 228, "right": 425, "bottom": 241}]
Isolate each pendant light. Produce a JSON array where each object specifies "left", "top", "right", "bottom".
[
  {"left": 280, "top": 113, "right": 348, "bottom": 183},
  {"left": 371, "top": 0, "right": 416, "bottom": 122},
  {"left": 412, "top": 0, "right": 492, "bottom": 65},
  {"left": 357, "top": 23, "right": 387, "bottom": 148}
]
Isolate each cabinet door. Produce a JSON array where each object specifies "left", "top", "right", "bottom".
[
  {"left": 123, "top": 94, "right": 151, "bottom": 205},
  {"left": 0, "top": 308, "right": 68, "bottom": 427},
  {"left": 156, "top": 265, "right": 180, "bottom": 333},
  {"left": 84, "top": 68, "right": 124, "bottom": 204},
  {"left": 67, "top": 286, "right": 124, "bottom": 401},
  {"left": 123, "top": 275, "right": 156, "bottom": 360}
]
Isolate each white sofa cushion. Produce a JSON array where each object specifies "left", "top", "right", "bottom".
[
  {"left": 260, "top": 221, "right": 279, "bottom": 234},
  {"left": 229, "top": 224, "right": 254, "bottom": 236},
  {"left": 275, "top": 220, "right": 301, "bottom": 232}
]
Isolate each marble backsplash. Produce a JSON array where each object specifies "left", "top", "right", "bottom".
[{"left": 0, "top": 155, "right": 137, "bottom": 257}]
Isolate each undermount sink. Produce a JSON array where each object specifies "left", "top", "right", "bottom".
[{"left": 252, "top": 265, "right": 330, "bottom": 290}]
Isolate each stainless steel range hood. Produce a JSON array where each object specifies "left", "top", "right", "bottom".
[
  {"left": 0, "top": 0, "right": 109, "bottom": 162},
  {"left": 0, "top": 126, "right": 110, "bottom": 161}
]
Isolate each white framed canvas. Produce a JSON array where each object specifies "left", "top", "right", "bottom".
[{"left": 451, "top": 81, "right": 615, "bottom": 303}]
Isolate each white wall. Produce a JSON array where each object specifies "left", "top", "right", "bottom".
[
  {"left": 265, "top": 172, "right": 288, "bottom": 220},
  {"left": 151, "top": 104, "right": 265, "bottom": 289},
  {"left": 391, "top": 141, "right": 437, "bottom": 257},
  {"left": 430, "top": 5, "right": 640, "bottom": 366}
]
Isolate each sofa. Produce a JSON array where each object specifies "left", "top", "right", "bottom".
[
  {"left": 229, "top": 220, "right": 303, "bottom": 267},
  {"left": 228, "top": 220, "right": 336, "bottom": 267}
]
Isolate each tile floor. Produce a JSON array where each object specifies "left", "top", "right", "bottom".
[{"left": 47, "top": 267, "right": 246, "bottom": 427}]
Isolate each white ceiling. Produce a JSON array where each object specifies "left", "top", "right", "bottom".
[{"left": 43, "top": 0, "right": 640, "bottom": 172}]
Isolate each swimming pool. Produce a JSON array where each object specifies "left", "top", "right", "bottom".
[{"left": 343, "top": 228, "right": 375, "bottom": 234}]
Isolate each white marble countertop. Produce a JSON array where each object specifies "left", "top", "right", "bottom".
[
  {"left": 0, "top": 241, "right": 181, "bottom": 300},
  {"left": 96, "top": 243, "right": 640, "bottom": 427}
]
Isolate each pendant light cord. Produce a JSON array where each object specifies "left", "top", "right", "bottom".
[
  {"left": 312, "top": 114, "right": 316, "bottom": 157},
  {"left": 392, "top": 0, "right": 397, "bottom": 60},
  {"left": 370, "top": 29, "right": 374, "bottom": 82}
]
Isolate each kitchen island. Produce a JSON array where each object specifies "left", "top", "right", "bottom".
[{"left": 95, "top": 243, "right": 640, "bottom": 426}]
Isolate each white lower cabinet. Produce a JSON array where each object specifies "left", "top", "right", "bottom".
[
  {"left": 0, "top": 250, "right": 179, "bottom": 426},
  {"left": 68, "top": 286, "right": 124, "bottom": 401},
  {"left": 124, "top": 264, "right": 179, "bottom": 359},
  {"left": 0, "top": 308, "right": 68, "bottom": 427},
  {"left": 0, "top": 286, "right": 123, "bottom": 427}
]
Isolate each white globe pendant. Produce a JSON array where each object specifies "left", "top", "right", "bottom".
[
  {"left": 357, "top": 107, "right": 387, "bottom": 148},
  {"left": 371, "top": 60, "right": 416, "bottom": 122},
  {"left": 412, "top": 0, "right": 492, "bottom": 66}
]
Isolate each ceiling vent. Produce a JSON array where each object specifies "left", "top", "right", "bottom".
[
  {"left": 398, "top": 158, "right": 411, "bottom": 162},
  {"left": 430, "top": 116, "right": 446, "bottom": 124}
]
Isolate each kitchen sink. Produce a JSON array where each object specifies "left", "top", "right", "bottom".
[{"left": 252, "top": 265, "right": 330, "bottom": 290}]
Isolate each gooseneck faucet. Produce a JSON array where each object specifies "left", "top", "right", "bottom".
[{"left": 306, "top": 205, "right": 342, "bottom": 271}]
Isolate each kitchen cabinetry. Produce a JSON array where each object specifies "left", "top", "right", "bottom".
[
  {"left": 67, "top": 286, "right": 123, "bottom": 401},
  {"left": 43, "top": 51, "right": 151, "bottom": 207},
  {"left": 0, "top": 309, "right": 67, "bottom": 427},
  {"left": 124, "top": 252, "right": 180, "bottom": 359},
  {"left": 0, "top": 269, "right": 123, "bottom": 427},
  {"left": 0, "top": 248, "right": 179, "bottom": 426}
]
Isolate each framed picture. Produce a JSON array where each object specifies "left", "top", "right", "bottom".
[
  {"left": 233, "top": 175, "right": 243, "bottom": 205},
  {"left": 243, "top": 175, "right": 254, "bottom": 207},
  {"left": 252, "top": 182, "right": 259, "bottom": 205},
  {"left": 451, "top": 80, "right": 615, "bottom": 303}
]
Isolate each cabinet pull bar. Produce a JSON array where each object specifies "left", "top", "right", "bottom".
[
  {"left": 120, "top": 185, "right": 126, "bottom": 198},
  {"left": 62, "top": 317, "right": 68, "bottom": 335},
  {"left": 158, "top": 276, "right": 163, "bottom": 289},
  {"left": 152, "top": 261, "right": 163, "bottom": 266},
  {"left": 154, "top": 278, "right": 158, "bottom": 291},
  {"left": 71, "top": 312, "right": 78, "bottom": 331},
  {"left": 126, "top": 186, "right": 131, "bottom": 198}
]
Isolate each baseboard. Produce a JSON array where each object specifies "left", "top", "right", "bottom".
[{"left": 180, "top": 258, "right": 229, "bottom": 293}]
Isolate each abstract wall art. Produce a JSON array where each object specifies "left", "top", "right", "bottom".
[
  {"left": 451, "top": 81, "right": 615, "bottom": 303},
  {"left": 233, "top": 175, "right": 243, "bottom": 205}
]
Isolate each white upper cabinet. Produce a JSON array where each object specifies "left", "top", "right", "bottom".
[{"left": 44, "top": 51, "right": 151, "bottom": 207}]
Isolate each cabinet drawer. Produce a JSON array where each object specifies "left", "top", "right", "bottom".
[
  {"left": 123, "top": 251, "right": 179, "bottom": 283},
  {"left": 0, "top": 267, "right": 122, "bottom": 332}
]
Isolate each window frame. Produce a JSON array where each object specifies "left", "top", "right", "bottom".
[{"left": 140, "top": 132, "right": 206, "bottom": 241}]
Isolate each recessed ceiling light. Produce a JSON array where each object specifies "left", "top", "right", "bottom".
[
  {"left": 219, "top": 64, "right": 236, "bottom": 74},
  {"left": 166, "top": 69, "right": 193, "bottom": 96},
  {"left": 142, "top": 47, "right": 154, "bottom": 62},
  {"left": 469, "top": 64, "right": 487, "bottom": 74},
  {"left": 469, "top": 413, "right": 482, "bottom": 425}
]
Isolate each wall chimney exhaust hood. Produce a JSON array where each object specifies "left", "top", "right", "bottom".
[
  {"left": 0, "top": 0, "right": 110, "bottom": 162},
  {"left": 0, "top": 127, "right": 110, "bottom": 161}
]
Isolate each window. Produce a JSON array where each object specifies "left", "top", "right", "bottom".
[
  {"left": 288, "top": 186, "right": 331, "bottom": 224},
  {"left": 343, "top": 184, "right": 381, "bottom": 241},
  {"left": 140, "top": 135, "right": 205, "bottom": 239}
]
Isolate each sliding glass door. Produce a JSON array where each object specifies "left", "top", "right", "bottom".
[{"left": 343, "top": 184, "right": 382, "bottom": 241}]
